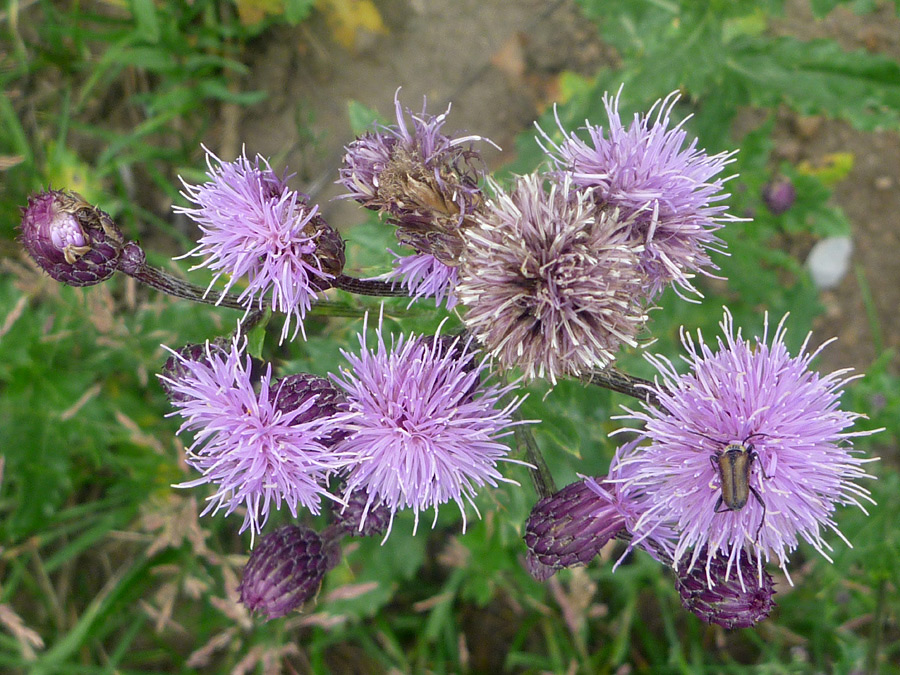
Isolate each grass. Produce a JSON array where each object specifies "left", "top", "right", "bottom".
[{"left": 1, "top": 0, "right": 898, "bottom": 673}]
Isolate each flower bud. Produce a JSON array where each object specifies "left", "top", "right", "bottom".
[
  {"left": 238, "top": 524, "right": 340, "bottom": 620},
  {"left": 306, "top": 213, "right": 346, "bottom": 287},
  {"left": 523, "top": 478, "right": 626, "bottom": 579},
  {"left": 762, "top": 178, "right": 797, "bottom": 215},
  {"left": 675, "top": 550, "right": 776, "bottom": 629},
  {"left": 270, "top": 373, "right": 350, "bottom": 448},
  {"left": 19, "top": 190, "right": 125, "bottom": 286},
  {"left": 331, "top": 488, "right": 392, "bottom": 538}
]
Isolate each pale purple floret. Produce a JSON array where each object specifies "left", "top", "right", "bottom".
[
  {"left": 541, "top": 89, "right": 738, "bottom": 298},
  {"left": 176, "top": 147, "right": 342, "bottom": 342},
  {"left": 330, "top": 313, "right": 527, "bottom": 536},
  {"left": 379, "top": 251, "right": 459, "bottom": 309},
  {"left": 613, "top": 308, "right": 878, "bottom": 585},
  {"left": 586, "top": 439, "right": 679, "bottom": 566},
  {"left": 457, "top": 172, "right": 648, "bottom": 384},
  {"left": 160, "top": 336, "right": 353, "bottom": 543}
]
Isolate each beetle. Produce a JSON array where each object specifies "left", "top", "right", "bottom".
[{"left": 691, "top": 431, "right": 771, "bottom": 540}]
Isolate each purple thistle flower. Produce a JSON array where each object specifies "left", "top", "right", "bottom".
[
  {"left": 457, "top": 172, "right": 648, "bottom": 384},
  {"left": 337, "top": 90, "right": 492, "bottom": 296},
  {"left": 176, "top": 147, "right": 345, "bottom": 343},
  {"left": 675, "top": 547, "right": 776, "bottom": 629},
  {"left": 541, "top": 89, "right": 738, "bottom": 298},
  {"left": 19, "top": 190, "right": 126, "bottom": 287},
  {"left": 378, "top": 251, "right": 459, "bottom": 309},
  {"left": 160, "top": 337, "right": 354, "bottom": 541},
  {"left": 330, "top": 313, "right": 527, "bottom": 535},
  {"left": 614, "top": 308, "right": 878, "bottom": 583}
]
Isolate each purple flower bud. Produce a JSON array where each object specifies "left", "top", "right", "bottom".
[
  {"left": 330, "top": 488, "right": 392, "bottom": 538},
  {"left": 675, "top": 548, "right": 776, "bottom": 629},
  {"left": 270, "top": 373, "right": 351, "bottom": 448},
  {"left": 762, "top": 178, "right": 797, "bottom": 215},
  {"left": 238, "top": 524, "right": 340, "bottom": 620},
  {"left": 19, "top": 190, "right": 125, "bottom": 287},
  {"left": 523, "top": 478, "right": 626, "bottom": 579}
]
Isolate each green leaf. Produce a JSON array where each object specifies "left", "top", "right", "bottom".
[
  {"left": 129, "top": 0, "right": 161, "bottom": 43},
  {"left": 284, "top": 0, "right": 316, "bottom": 23}
]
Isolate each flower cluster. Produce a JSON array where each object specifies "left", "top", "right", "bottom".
[
  {"left": 18, "top": 87, "right": 880, "bottom": 632},
  {"left": 524, "top": 308, "right": 878, "bottom": 627}
]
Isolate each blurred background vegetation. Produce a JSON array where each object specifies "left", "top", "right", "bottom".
[{"left": 1, "top": 0, "right": 898, "bottom": 672}]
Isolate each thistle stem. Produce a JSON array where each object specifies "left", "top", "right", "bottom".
[
  {"left": 117, "top": 242, "right": 248, "bottom": 310},
  {"left": 588, "top": 367, "right": 661, "bottom": 408},
  {"left": 332, "top": 274, "right": 411, "bottom": 297}
]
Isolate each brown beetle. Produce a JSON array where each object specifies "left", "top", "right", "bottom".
[{"left": 694, "top": 431, "right": 770, "bottom": 540}]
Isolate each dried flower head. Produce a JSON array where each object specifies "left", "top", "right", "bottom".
[
  {"left": 176, "top": 147, "right": 344, "bottom": 342},
  {"left": 542, "top": 90, "right": 737, "bottom": 297},
  {"left": 675, "top": 547, "right": 776, "bottom": 629},
  {"left": 330, "top": 315, "right": 526, "bottom": 535},
  {"left": 160, "top": 337, "right": 353, "bottom": 540},
  {"left": 457, "top": 172, "right": 648, "bottom": 384},
  {"left": 614, "top": 308, "right": 878, "bottom": 583},
  {"left": 338, "top": 91, "right": 492, "bottom": 304},
  {"left": 19, "top": 190, "right": 125, "bottom": 286},
  {"left": 238, "top": 524, "right": 340, "bottom": 620}
]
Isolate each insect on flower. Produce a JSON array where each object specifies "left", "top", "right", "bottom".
[{"left": 693, "top": 430, "right": 770, "bottom": 540}]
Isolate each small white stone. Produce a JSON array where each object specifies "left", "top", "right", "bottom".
[{"left": 806, "top": 236, "right": 853, "bottom": 290}]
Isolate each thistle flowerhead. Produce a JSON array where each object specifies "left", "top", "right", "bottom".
[
  {"left": 675, "top": 547, "right": 776, "bottom": 629},
  {"left": 160, "top": 337, "right": 353, "bottom": 540},
  {"left": 542, "top": 90, "right": 737, "bottom": 298},
  {"left": 457, "top": 172, "right": 648, "bottom": 384},
  {"left": 238, "top": 524, "right": 340, "bottom": 620},
  {"left": 614, "top": 308, "right": 878, "bottom": 583},
  {"left": 330, "top": 315, "right": 526, "bottom": 535},
  {"left": 19, "top": 190, "right": 126, "bottom": 287},
  {"left": 338, "top": 91, "right": 492, "bottom": 305},
  {"left": 176, "top": 147, "right": 345, "bottom": 342},
  {"left": 524, "top": 440, "right": 677, "bottom": 580},
  {"left": 524, "top": 478, "right": 627, "bottom": 581}
]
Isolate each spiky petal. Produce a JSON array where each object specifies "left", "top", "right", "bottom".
[
  {"left": 330, "top": 315, "right": 526, "bottom": 535},
  {"left": 542, "top": 90, "right": 737, "bottom": 297},
  {"left": 160, "top": 337, "right": 354, "bottom": 540},
  {"left": 176, "top": 147, "right": 344, "bottom": 342},
  {"left": 614, "top": 308, "right": 879, "bottom": 583}
]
